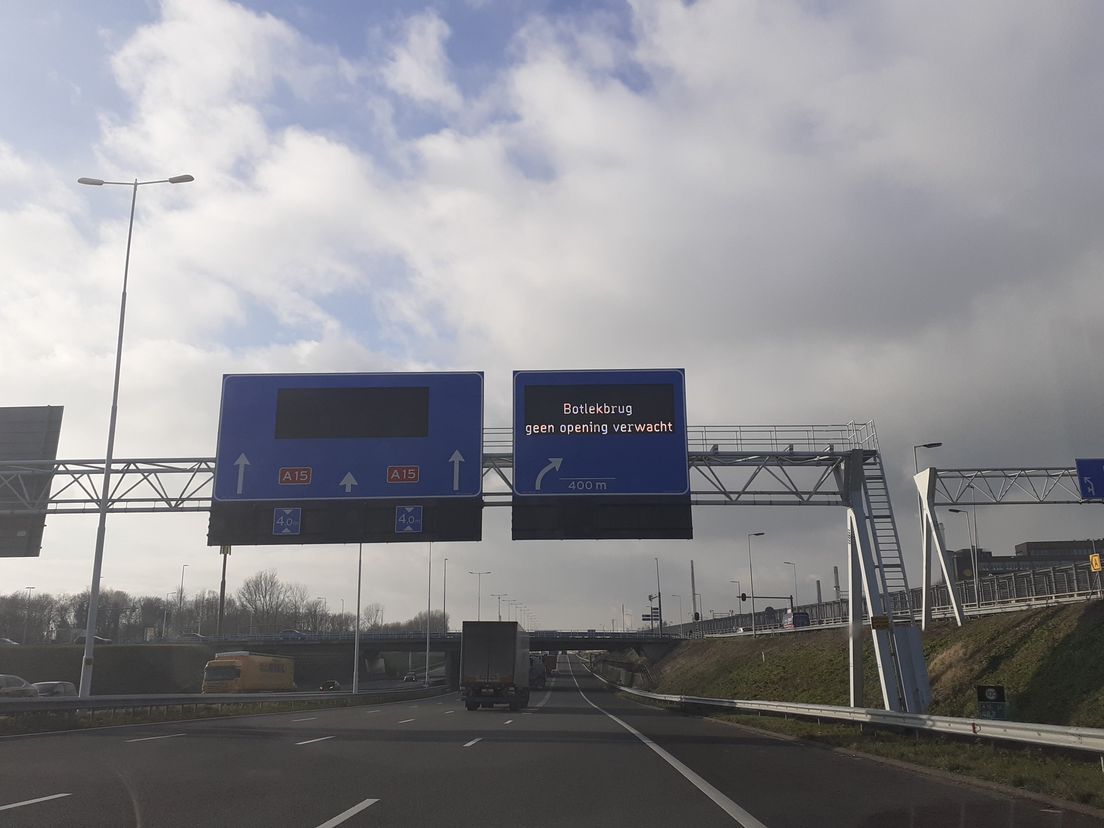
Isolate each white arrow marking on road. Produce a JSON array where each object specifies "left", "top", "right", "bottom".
[
  {"left": 535, "top": 458, "right": 563, "bottom": 491},
  {"left": 234, "top": 453, "right": 250, "bottom": 494},
  {"left": 340, "top": 472, "right": 358, "bottom": 493},
  {"left": 450, "top": 449, "right": 464, "bottom": 491}
]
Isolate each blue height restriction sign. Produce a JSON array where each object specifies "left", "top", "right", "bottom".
[
  {"left": 512, "top": 369, "right": 689, "bottom": 496},
  {"left": 214, "top": 372, "right": 483, "bottom": 502}
]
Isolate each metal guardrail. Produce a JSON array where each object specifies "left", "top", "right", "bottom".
[
  {"left": 587, "top": 666, "right": 1104, "bottom": 756},
  {"left": 0, "top": 685, "right": 447, "bottom": 719}
]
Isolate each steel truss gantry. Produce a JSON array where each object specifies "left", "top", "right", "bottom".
[
  {"left": 0, "top": 421, "right": 931, "bottom": 713},
  {"left": 914, "top": 465, "right": 1095, "bottom": 631}
]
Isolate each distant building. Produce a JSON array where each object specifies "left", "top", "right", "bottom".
[{"left": 946, "top": 539, "right": 1103, "bottom": 580}]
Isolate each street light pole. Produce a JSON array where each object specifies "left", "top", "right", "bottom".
[
  {"left": 914, "top": 442, "right": 943, "bottom": 582},
  {"left": 747, "top": 532, "right": 765, "bottom": 637},
  {"left": 491, "top": 594, "right": 507, "bottom": 622},
  {"left": 949, "top": 508, "right": 979, "bottom": 608},
  {"left": 654, "top": 557, "right": 664, "bottom": 636},
  {"left": 76, "top": 172, "right": 193, "bottom": 698},
  {"left": 670, "top": 593, "right": 684, "bottom": 627},
  {"left": 783, "top": 561, "right": 798, "bottom": 605},
  {"left": 352, "top": 543, "right": 363, "bottom": 694},
  {"left": 469, "top": 570, "right": 490, "bottom": 621},
  {"left": 177, "top": 564, "right": 188, "bottom": 635},
  {"left": 22, "top": 587, "right": 35, "bottom": 643}
]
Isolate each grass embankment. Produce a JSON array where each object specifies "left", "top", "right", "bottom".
[{"left": 600, "top": 602, "right": 1104, "bottom": 812}]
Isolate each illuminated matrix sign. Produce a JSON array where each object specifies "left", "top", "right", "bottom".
[{"left": 512, "top": 370, "right": 689, "bottom": 497}]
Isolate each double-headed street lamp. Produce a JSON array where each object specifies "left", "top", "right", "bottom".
[
  {"left": 747, "top": 532, "right": 765, "bottom": 636},
  {"left": 468, "top": 570, "right": 490, "bottom": 620},
  {"left": 76, "top": 173, "right": 194, "bottom": 698}
]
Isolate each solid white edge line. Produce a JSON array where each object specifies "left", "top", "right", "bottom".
[
  {"left": 568, "top": 658, "right": 768, "bottom": 828},
  {"left": 463, "top": 738, "right": 482, "bottom": 747},
  {"left": 124, "top": 733, "right": 186, "bottom": 743},
  {"left": 313, "top": 796, "right": 380, "bottom": 828},
  {"left": 398, "top": 718, "right": 415, "bottom": 723},
  {"left": 443, "top": 710, "right": 455, "bottom": 714},
  {"left": 296, "top": 735, "right": 336, "bottom": 746},
  {"left": 292, "top": 717, "right": 317, "bottom": 722},
  {"left": 0, "top": 793, "right": 72, "bottom": 812}
]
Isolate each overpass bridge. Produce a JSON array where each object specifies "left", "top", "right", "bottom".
[{"left": 183, "top": 629, "right": 680, "bottom": 687}]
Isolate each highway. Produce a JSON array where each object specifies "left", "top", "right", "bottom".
[{"left": 0, "top": 655, "right": 1097, "bottom": 827}]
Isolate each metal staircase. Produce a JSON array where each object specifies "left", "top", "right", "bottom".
[{"left": 862, "top": 451, "right": 914, "bottom": 617}]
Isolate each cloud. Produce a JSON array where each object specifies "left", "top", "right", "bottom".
[
  {"left": 3, "top": 0, "right": 1104, "bottom": 628},
  {"left": 382, "top": 10, "right": 463, "bottom": 111}
]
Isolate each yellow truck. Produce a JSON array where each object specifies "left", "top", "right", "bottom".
[{"left": 201, "top": 651, "right": 295, "bottom": 693}]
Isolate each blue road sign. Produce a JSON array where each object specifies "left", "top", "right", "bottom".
[
  {"left": 395, "top": 505, "right": 423, "bottom": 534},
  {"left": 1076, "top": 458, "right": 1104, "bottom": 501},
  {"left": 273, "top": 507, "right": 301, "bottom": 536},
  {"left": 214, "top": 372, "right": 483, "bottom": 502},
  {"left": 513, "top": 369, "right": 689, "bottom": 496}
]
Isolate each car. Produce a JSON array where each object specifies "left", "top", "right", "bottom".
[
  {"left": 319, "top": 680, "right": 341, "bottom": 691},
  {"left": 32, "top": 681, "right": 77, "bottom": 697},
  {"left": 0, "top": 675, "right": 38, "bottom": 698},
  {"left": 0, "top": 638, "right": 20, "bottom": 646},
  {"left": 71, "top": 635, "right": 112, "bottom": 645},
  {"left": 180, "top": 633, "right": 208, "bottom": 643},
  {"left": 402, "top": 672, "right": 418, "bottom": 682},
  {"left": 278, "top": 629, "right": 306, "bottom": 640}
]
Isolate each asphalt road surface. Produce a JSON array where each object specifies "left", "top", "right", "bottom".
[{"left": 0, "top": 654, "right": 1098, "bottom": 826}]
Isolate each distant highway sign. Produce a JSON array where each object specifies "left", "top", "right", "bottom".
[
  {"left": 214, "top": 372, "right": 483, "bottom": 501},
  {"left": 512, "top": 369, "right": 689, "bottom": 496},
  {"left": 1075, "top": 458, "right": 1104, "bottom": 501}
]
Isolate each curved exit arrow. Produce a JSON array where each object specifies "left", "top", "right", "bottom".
[{"left": 535, "top": 458, "right": 563, "bottom": 491}]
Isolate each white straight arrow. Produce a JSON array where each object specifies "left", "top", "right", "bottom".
[
  {"left": 234, "top": 453, "right": 250, "bottom": 494},
  {"left": 340, "top": 472, "right": 358, "bottom": 493},
  {"left": 450, "top": 450, "right": 464, "bottom": 492}
]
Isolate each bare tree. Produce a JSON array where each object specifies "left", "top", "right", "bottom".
[{"left": 236, "top": 569, "right": 287, "bottom": 633}]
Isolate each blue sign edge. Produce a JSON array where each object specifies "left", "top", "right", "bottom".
[
  {"left": 1075, "top": 458, "right": 1104, "bottom": 501},
  {"left": 213, "top": 371, "right": 484, "bottom": 502},
  {"left": 511, "top": 368, "right": 691, "bottom": 497}
]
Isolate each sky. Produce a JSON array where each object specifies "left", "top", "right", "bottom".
[{"left": 2, "top": 0, "right": 1103, "bottom": 631}]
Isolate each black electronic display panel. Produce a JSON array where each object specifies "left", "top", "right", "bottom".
[
  {"left": 275, "top": 387, "right": 429, "bottom": 439},
  {"left": 522, "top": 383, "right": 677, "bottom": 435},
  {"left": 512, "top": 496, "right": 692, "bottom": 541}
]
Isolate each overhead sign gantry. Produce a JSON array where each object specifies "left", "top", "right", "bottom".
[{"left": 208, "top": 372, "right": 483, "bottom": 545}]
